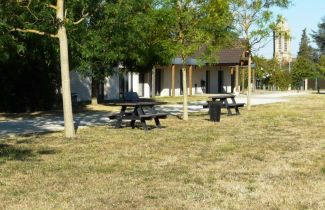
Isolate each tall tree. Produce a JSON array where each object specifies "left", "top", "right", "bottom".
[
  {"left": 74, "top": 0, "right": 174, "bottom": 105},
  {"left": 156, "top": 0, "right": 231, "bottom": 120},
  {"left": 230, "top": 0, "right": 291, "bottom": 110},
  {"left": 291, "top": 56, "right": 316, "bottom": 86},
  {"left": 311, "top": 16, "right": 325, "bottom": 54},
  {"left": 1, "top": 0, "right": 101, "bottom": 137},
  {"left": 298, "top": 28, "right": 316, "bottom": 61}
]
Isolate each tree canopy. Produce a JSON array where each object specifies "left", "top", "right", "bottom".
[
  {"left": 298, "top": 28, "right": 316, "bottom": 61},
  {"left": 1, "top": 0, "right": 103, "bottom": 138},
  {"left": 229, "top": 0, "right": 291, "bottom": 110},
  {"left": 291, "top": 56, "right": 316, "bottom": 82},
  {"left": 155, "top": 0, "right": 232, "bottom": 120},
  {"left": 73, "top": 0, "right": 177, "bottom": 104},
  {"left": 311, "top": 16, "right": 325, "bottom": 54}
]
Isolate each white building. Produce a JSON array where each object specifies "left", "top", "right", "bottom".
[{"left": 70, "top": 47, "right": 254, "bottom": 101}]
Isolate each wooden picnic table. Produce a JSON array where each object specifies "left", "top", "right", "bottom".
[
  {"left": 205, "top": 95, "right": 245, "bottom": 116},
  {"left": 108, "top": 102, "right": 168, "bottom": 131}
]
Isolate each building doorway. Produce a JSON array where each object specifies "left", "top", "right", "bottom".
[
  {"left": 119, "top": 72, "right": 129, "bottom": 94},
  {"left": 218, "top": 71, "right": 223, "bottom": 93},
  {"left": 98, "top": 82, "right": 104, "bottom": 100},
  {"left": 138, "top": 72, "right": 144, "bottom": 97},
  {"left": 155, "top": 69, "right": 162, "bottom": 96},
  {"left": 206, "top": 70, "right": 210, "bottom": 93}
]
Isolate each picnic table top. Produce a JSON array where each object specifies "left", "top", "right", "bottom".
[
  {"left": 115, "top": 102, "right": 163, "bottom": 106},
  {"left": 209, "top": 94, "right": 236, "bottom": 99}
]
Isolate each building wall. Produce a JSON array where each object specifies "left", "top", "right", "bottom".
[
  {"left": 70, "top": 70, "right": 120, "bottom": 101},
  {"left": 70, "top": 70, "right": 92, "bottom": 101},
  {"left": 152, "top": 65, "right": 233, "bottom": 97},
  {"left": 104, "top": 74, "right": 120, "bottom": 100},
  {"left": 70, "top": 65, "right": 236, "bottom": 101}
]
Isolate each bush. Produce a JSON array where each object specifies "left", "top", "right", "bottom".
[{"left": 270, "top": 71, "right": 292, "bottom": 91}]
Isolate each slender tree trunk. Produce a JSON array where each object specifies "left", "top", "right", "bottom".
[
  {"left": 57, "top": 0, "right": 75, "bottom": 138},
  {"left": 182, "top": 56, "right": 188, "bottom": 120},
  {"left": 91, "top": 76, "right": 98, "bottom": 105},
  {"left": 247, "top": 53, "right": 252, "bottom": 110}
]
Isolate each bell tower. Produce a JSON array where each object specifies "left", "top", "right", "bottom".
[{"left": 273, "top": 16, "right": 292, "bottom": 64}]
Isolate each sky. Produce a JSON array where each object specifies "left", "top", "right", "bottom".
[{"left": 257, "top": 0, "right": 325, "bottom": 59}]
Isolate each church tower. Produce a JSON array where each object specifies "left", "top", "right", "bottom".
[{"left": 273, "top": 16, "right": 292, "bottom": 64}]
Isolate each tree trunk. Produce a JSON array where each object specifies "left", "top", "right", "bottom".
[
  {"left": 182, "top": 57, "right": 188, "bottom": 120},
  {"left": 247, "top": 53, "right": 252, "bottom": 110},
  {"left": 91, "top": 76, "right": 98, "bottom": 105},
  {"left": 57, "top": 0, "right": 75, "bottom": 138}
]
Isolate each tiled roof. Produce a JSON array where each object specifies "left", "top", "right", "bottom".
[
  {"left": 186, "top": 46, "right": 245, "bottom": 64},
  {"left": 217, "top": 48, "right": 245, "bottom": 63}
]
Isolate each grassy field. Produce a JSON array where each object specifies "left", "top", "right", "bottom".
[{"left": 0, "top": 94, "right": 325, "bottom": 209}]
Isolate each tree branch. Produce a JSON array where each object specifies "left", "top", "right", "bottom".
[
  {"left": 45, "top": 4, "right": 57, "bottom": 10},
  {"left": 73, "top": 13, "right": 90, "bottom": 25},
  {"left": 11, "top": 28, "right": 58, "bottom": 38}
]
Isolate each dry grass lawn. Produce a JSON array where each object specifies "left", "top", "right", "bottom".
[{"left": 0, "top": 93, "right": 325, "bottom": 209}]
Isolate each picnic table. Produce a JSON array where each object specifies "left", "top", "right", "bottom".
[
  {"left": 108, "top": 101, "right": 168, "bottom": 131},
  {"left": 204, "top": 94, "right": 245, "bottom": 116}
]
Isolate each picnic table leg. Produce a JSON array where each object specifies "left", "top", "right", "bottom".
[
  {"left": 151, "top": 106, "right": 162, "bottom": 129},
  {"left": 137, "top": 106, "right": 149, "bottom": 131},
  {"left": 235, "top": 106, "right": 240, "bottom": 115},
  {"left": 231, "top": 97, "right": 240, "bottom": 115},
  {"left": 223, "top": 99, "right": 233, "bottom": 116},
  {"left": 115, "top": 106, "right": 126, "bottom": 129},
  {"left": 140, "top": 119, "right": 148, "bottom": 131},
  {"left": 130, "top": 107, "right": 137, "bottom": 129}
]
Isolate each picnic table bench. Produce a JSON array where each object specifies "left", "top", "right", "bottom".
[
  {"left": 108, "top": 101, "right": 168, "bottom": 131},
  {"left": 203, "top": 95, "right": 245, "bottom": 116}
]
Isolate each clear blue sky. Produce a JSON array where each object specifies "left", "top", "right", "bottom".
[{"left": 257, "top": 0, "right": 325, "bottom": 59}]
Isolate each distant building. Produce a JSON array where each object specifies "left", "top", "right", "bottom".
[{"left": 273, "top": 16, "right": 292, "bottom": 65}]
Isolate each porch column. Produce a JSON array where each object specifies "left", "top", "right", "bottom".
[
  {"left": 252, "top": 68, "right": 255, "bottom": 92},
  {"left": 172, "top": 65, "right": 175, "bottom": 96},
  {"left": 189, "top": 65, "right": 193, "bottom": 95},
  {"left": 231, "top": 67, "right": 234, "bottom": 93},
  {"left": 241, "top": 68, "right": 245, "bottom": 92},
  {"left": 236, "top": 65, "right": 239, "bottom": 92}
]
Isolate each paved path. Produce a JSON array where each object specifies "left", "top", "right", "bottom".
[{"left": 0, "top": 91, "right": 311, "bottom": 138}]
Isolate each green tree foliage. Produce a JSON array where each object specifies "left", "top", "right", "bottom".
[
  {"left": 298, "top": 28, "right": 316, "bottom": 61},
  {"left": 253, "top": 55, "right": 285, "bottom": 86},
  {"left": 262, "top": 57, "right": 283, "bottom": 86},
  {"left": 291, "top": 56, "right": 316, "bottom": 85},
  {"left": 0, "top": 34, "right": 59, "bottom": 112},
  {"left": 1, "top": 0, "right": 103, "bottom": 137},
  {"left": 269, "top": 71, "right": 292, "bottom": 91},
  {"left": 74, "top": 0, "right": 175, "bottom": 104},
  {"left": 311, "top": 16, "right": 325, "bottom": 53},
  {"left": 230, "top": 0, "right": 291, "bottom": 110},
  {"left": 316, "top": 54, "right": 325, "bottom": 75},
  {"left": 155, "top": 0, "right": 231, "bottom": 120},
  {"left": 253, "top": 55, "right": 268, "bottom": 79}
]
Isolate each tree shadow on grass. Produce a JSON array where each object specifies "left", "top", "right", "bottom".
[{"left": 0, "top": 141, "right": 59, "bottom": 163}]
